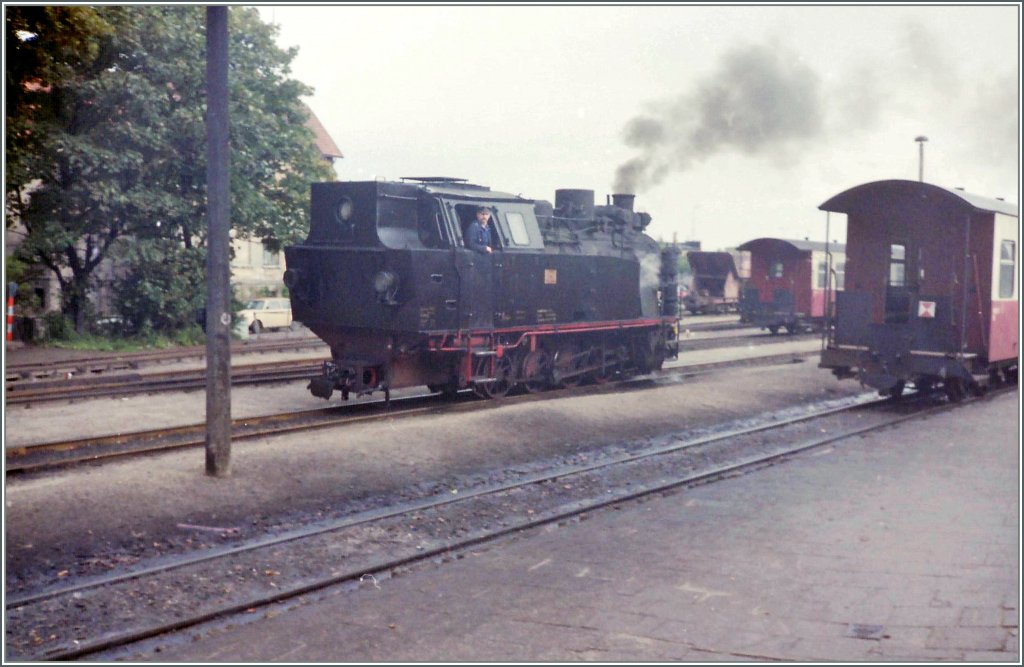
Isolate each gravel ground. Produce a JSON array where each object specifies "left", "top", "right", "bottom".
[{"left": 4, "top": 357, "right": 863, "bottom": 589}]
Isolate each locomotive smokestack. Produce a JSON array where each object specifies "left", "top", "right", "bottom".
[{"left": 612, "top": 193, "right": 635, "bottom": 211}]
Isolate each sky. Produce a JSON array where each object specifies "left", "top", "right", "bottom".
[{"left": 254, "top": 3, "right": 1020, "bottom": 251}]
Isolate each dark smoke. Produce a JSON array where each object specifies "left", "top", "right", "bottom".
[{"left": 614, "top": 41, "right": 825, "bottom": 193}]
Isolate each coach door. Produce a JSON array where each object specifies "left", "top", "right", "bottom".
[{"left": 449, "top": 202, "right": 495, "bottom": 330}]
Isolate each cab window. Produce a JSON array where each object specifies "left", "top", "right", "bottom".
[
  {"left": 769, "top": 261, "right": 784, "bottom": 278},
  {"left": 505, "top": 211, "right": 531, "bottom": 246},
  {"left": 452, "top": 203, "right": 500, "bottom": 250}
]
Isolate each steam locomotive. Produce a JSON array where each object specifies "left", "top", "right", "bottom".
[{"left": 283, "top": 177, "right": 680, "bottom": 401}]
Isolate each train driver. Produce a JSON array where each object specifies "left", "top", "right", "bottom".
[{"left": 465, "top": 206, "right": 494, "bottom": 255}]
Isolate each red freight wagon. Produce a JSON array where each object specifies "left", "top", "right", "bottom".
[
  {"left": 682, "top": 251, "right": 743, "bottom": 315},
  {"left": 737, "top": 238, "right": 845, "bottom": 333},
  {"left": 818, "top": 179, "right": 1018, "bottom": 401}
]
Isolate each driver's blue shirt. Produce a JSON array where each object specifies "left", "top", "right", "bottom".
[{"left": 465, "top": 220, "right": 492, "bottom": 254}]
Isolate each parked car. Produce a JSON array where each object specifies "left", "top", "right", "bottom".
[{"left": 235, "top": 298, "right": 295, "bottom": 336}]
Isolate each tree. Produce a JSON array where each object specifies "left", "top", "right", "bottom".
[{"left": 6, "top": 6, "right": 334, "bottom": 333}]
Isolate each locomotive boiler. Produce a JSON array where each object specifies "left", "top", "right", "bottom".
[{"left": 283, "top": 177, "right": 680, "bottom": 401}]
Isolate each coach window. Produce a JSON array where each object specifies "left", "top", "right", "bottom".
[
  {"left": 835, "top": 262, "right": 846, "bottom": 290},
  {"left": 888, "top": 243, "right": 906, "bottom": 287},
  {"left": 816, "top": 261, "right": 827, "bottom": 288},
  {"left": 999, "top": 240, "right": 1016, "bottom": 298}
]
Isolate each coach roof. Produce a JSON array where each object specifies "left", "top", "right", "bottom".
[{"left": 819, "top": 179, "right": 1018, "bottom": 218}]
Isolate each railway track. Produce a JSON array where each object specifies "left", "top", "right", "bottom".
[
  {"left": 5, "top": 357, "right": 327, "bottom": 405},
  {"left": 7, "top": 384, "right": 1011, "bottom": 661},
  {"left": 6, "top": 349, "right": 816, "bottom": 474},
  {"left": 4, "top": 335, "right": 326, "bottom": 382},
  {"left": 4, "top": 326, "right": 799, "bottom": 405}
]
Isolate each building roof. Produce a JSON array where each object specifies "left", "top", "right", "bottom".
[
  {"left": 819, "top": 179, "right": 1017, "bottom": 218},
  {"left": 302, "top": 104, "right": 343, "bottom": 159}
]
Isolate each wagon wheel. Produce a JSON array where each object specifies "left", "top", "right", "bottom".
[
  {"left": 520, "top": 349, "right": 552, "bottom": 393},
  {"left": 943, "top": 377, "right": 966, "bottom": 403},
  {"left": 886, "top": 380, "right": 905, "bottom": 400},
  {"left": 553, "top": 345, "right": 584, "bottom": 388},
  {"left": 474, "top": 355, "right": 513, "bottom": 399},
  {"left": 767, "top": 325, "right": 780, "bottom": 335}
]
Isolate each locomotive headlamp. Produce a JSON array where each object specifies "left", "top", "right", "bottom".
[
  {"left": 335, "top": 197, "right": 354, "bottom": 222},
  {"left": 373, "top": 270, "right": 399, "bottom": 305}
]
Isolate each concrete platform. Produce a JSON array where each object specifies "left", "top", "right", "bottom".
[{"left": 126, "top": 391, "right": 1020, "bottom": 662}]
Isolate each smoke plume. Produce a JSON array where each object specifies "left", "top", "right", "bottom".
[{"left": 614, "top": 41, "right": 824, "bottom": 193}]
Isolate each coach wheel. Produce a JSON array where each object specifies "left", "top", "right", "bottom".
[
  {"left": 886, "top": 380, "right": 905, "bottom": 400},
  {"left": 783, "top": 322, "right": 798, "bottom": 335},
  {"left": 1004, "top": 366, "right": 1018, "bottom": 385},
  {"left": 914, "top": 378, "right": 935, "bottom": 394},
  {"left": 520, "top": 349, "right": 552, "bottom": 393},
  {"left": 767, "top": 325, "right": 780, "bottom": 335},
  {"left": 474, "top": 355, "right": 513, "bottom": 399},
  {"left": 251, "top": 320, "right": 263, "bottom": 334},
  {"left": 553, "top": 345, "right": 584, "bottom": 388},
  {"left": 944, "top": 377, "right": 966, "bottom": 403}
]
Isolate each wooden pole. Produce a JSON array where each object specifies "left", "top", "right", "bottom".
[{"left": 205, "top": 6, "right": 231, "bottom": 476}]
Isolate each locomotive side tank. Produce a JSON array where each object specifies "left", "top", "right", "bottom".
[
  {"left": 817, "top": 179, "right": 1018, "bottom": 401},
  {"left": 284, "top": 177, "right": 680, "bottom": 400}
]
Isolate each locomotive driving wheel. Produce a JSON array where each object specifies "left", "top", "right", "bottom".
[
  {"left": 474, "top": 355, "right": 513, "bottom": 399},
  {"left": 587, "top": 346, "right": 613, "bottom": 384},
  {"left": 553, "top": 345, "right": 584, "bottom": 388},
  {"left": 520, "top": 349, "right": 552, "bottom": 393}
]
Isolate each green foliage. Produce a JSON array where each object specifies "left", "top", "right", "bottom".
[
  {"left": 112, "top": 239, "right": 206, "bottom": 335},
  {"left": 6, "top": 6, "right": 334, "bottom": 333},
  {"left": 41, "top": 311, "right": 72, "bottom": 339},
  {"left": 44, "top": 326, "right": 206, "bottom": 351}
]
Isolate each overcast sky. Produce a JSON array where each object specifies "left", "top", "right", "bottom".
[{"left": 254, "top": 4, "right": 1019, "bottom": 250}]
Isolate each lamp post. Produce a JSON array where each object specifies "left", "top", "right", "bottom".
[{"left": 914, "top": 135, "right": 928, "bottom": 182}]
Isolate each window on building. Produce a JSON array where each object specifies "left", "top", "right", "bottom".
[
  {"left": 263, "top": 245, "right": 280, "bottom": 267},
  {"left": 999, "top": 240, "right": 1016, "bottom": 298},
  {"left": 888, "top": 243, "right": 906, "bottom": 287}
]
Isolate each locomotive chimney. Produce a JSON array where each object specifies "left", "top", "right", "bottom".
[
  {"left": 612, "top": 193, "right": 635, "bottom": 211},
  {"left": 554, "top": 189, "right": 595, "bottom": 218}
]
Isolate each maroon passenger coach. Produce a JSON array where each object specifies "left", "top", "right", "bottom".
[
  {"left": 818, "top": 179, "right": 1018, "bottom": 401},
  {"left": 737, "top": 238, "right": 845, "bottom": 333}
]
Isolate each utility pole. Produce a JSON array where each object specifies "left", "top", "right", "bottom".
[
  {"left": 205, "top": 6, "right": 231, "bottom": 476},
  {"left": 915, "top": 135, "right": 928, "bottom": 182}
]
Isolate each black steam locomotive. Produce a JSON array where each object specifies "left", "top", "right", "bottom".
[{"left": 283, "top": 177, "right": 680, "bottom": 401}]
